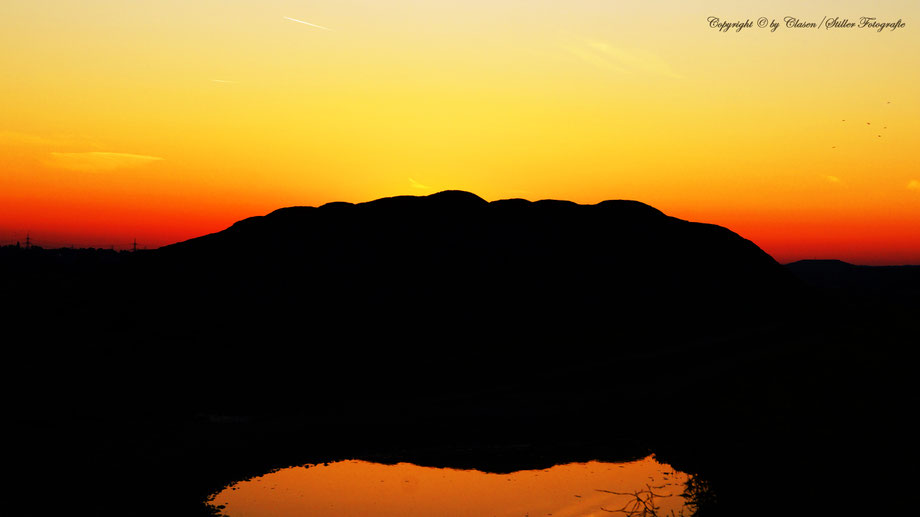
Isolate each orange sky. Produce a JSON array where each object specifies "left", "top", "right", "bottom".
[{"left": 1, "top": 1, "right": 918, "bottom": 264}]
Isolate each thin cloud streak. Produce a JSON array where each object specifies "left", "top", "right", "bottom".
[
  {"left": 47, "top": 152, "right": 163, "bottom": 172},
  {"left": 283, "top": 16, "right": 333, "bottom": 31},
  {"left": 563, "top": 38, "right": 682, "bottom": 79},
  {"left": 408, "top": 178, "right": 431, "bottom": 190}
]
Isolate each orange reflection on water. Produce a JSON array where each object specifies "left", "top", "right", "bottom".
[{"left": 208, "top": 456, "right": 690, "bottom": 517}]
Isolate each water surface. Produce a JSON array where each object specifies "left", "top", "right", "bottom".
[{"left": 208, "top": 455, "right": 691, "bottom": 517}]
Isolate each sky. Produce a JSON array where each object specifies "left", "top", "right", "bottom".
[{"left": 1, "top": 1, "right": 918, "bottom": 264}]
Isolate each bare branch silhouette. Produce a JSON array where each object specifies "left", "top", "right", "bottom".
[{"left": 596, "top": 483, "right": 681, "bottom": 516}]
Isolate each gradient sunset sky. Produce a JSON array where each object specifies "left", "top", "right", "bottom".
[{"left": 2, "top": 1, "right": 918, "bottom": 264}]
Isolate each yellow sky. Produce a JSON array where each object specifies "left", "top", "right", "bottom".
[{"left": 1, "top": 1, "right": 918, "bottom": 262}]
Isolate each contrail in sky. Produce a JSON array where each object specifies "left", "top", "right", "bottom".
[
  {"left": 409, "top": 178, "right": 431, "bottom": 190},
  {"left": 283, "top": 16, "right": 333, "bottom": 31}
]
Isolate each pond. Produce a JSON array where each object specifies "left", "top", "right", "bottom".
[{"left": 207, "top": 455, "right": 694, "bottom": 517}]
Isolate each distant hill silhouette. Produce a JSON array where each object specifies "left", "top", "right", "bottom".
[
  {"left": 154, "top": 189, "right": 794, "bottom": 319},
  {"left": 786, "top": 259, "right": 920, "bottom": 301},
  {"left": 132, "top": 191, "right": 796, "bottom": 385},
  {"left": 6, "top": 190, "right": 802, "bottom": 411}
]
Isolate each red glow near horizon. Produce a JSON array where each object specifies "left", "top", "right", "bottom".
[{"left": 3, "top": 201, "right": 917, "bottom": 265}]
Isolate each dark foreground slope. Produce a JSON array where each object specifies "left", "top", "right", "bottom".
[{"left": 4, "top": 192, "right": 913, "bottom": 517}]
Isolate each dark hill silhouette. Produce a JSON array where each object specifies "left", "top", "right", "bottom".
[
  {"left": 154, "top": 189, "right": 794, "bottom": 322},
  {"left": 5, "top": 190, "right": 804, "bottom": 418},
  {"left": 123, "top": 190, "right": 801, "bottom": 400},
  {"left": 786, "top": 259, "right": 920, "bottom": 301}
]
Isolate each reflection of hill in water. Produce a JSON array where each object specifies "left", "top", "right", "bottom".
[{"left": 3, "top": 191, "right": 915, "bottom": 517}]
